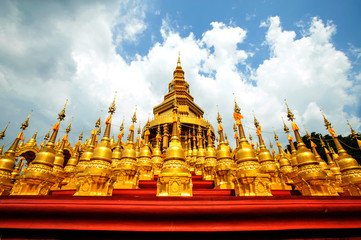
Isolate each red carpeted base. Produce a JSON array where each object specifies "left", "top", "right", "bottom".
[{"left": 1, "top": 195, "right": 361, "bottom": 233}]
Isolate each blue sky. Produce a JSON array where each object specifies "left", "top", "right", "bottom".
[{"left": 0, "top": 0, "right": 361, "bottom": 150}]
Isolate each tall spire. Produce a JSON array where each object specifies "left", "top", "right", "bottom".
[{"left": 0, "top": 122, "right": 10, "bottom": 140}]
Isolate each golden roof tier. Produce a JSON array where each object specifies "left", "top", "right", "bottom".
[{"left": 147, "top": 55, "right": 214, "bottom": 149}]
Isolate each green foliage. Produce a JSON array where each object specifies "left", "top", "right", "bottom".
[{"left": 285, "top": 132, "right": 361, "bottom": 165}]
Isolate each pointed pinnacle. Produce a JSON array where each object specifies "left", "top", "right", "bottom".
[
  {"left": 97, "top": 126, "right": 101, "bottom": 136},
  {"left": 66, "top": 118, "right": 73, "bottom": 134},
  {"left": 319, "top": 134, "right": 325, "bottom": 147},
  {"left": 304, "top": 126, "right": 311, "bottom": 140},
  {"left": 217, "top": 105, "right": 222, "bottom": 124},
  {"left": 233, "top": 94, "right": 241, "bottom": 113},
  {"left": 273, "top": 128, "right": 279, "bottom": 141},
  {"left": 132, "top": 106, "right": 137, "bottom": 123},
  {"left": 108, "top": 92, "right": 117, "bottom": 114},
  {"left": 57, "top": 100, "right": 68, "bottom": 121},
  {"left": 320, "top": 110, "right": 332, "bottom": 130},
  {"left": 137, "top": 122, "right": 141, "bottom": 135},
  {"left": 253, "top": 111, "right": 259, "bottom": 128},
  {"left": 284, "top": 99, "right": 295, "bottom": 122},
  {"left": 95, "top": 114, "right": 101, "bottom": 128},
  {"left": 79, "top": 129, "right": 84, "bottom": 141},
  {"left": 0, "top": 122, "right": 10, "bottom": 140},
  {"left": 249, "top": 130, "right": 253, "bottom": 141},
  {"left": 44, "top": 127, "right": 51, "bottom": 140},
  {"left": 21, "top": 111, "right": 32, "bottom": 130},
  {"left": 282, "top": 117, "right": 289, "bottom": 133},
  {"left": 233, "top": 122, "right": 237, "bottom": 133},
  {"left": 347, "top": 120, "right": 358, "bottom": 139},
  {"left": 269, "top": 138, "right": 273, "bottom": 149},
  {"left": 120, "top": 117, "right": 125, "bottom": 132}
]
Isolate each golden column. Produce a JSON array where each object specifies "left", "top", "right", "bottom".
[
  {"left": 284, "top": 101, "right": 337, "bottom": 196},
  {"left": 152, "top": 125, "right": 163, "bottom": 176},
  {"left": 274, "top": 130, "right": 293, "bottom": 185},
  {"left": 157, "top": 102, "right": 192, "bottom": 197},
  {"left": 50, "top": 133, "right": 68, "bottom": 190},
  {"left": 214, "top": 110, "right": 237, "bottom": 190},
  {"left": 11, "top": 102, "right": 67, "bottom": 195},
  {"left": 194, "top": 126, "right": 205, "bottom": 176},
  {"left": 253, "top": 113, "right": 289, "bottom": 190},
  {"left": 233, "top": 100, "right": 271, "bottom": 196},
  {"left": 203, "top": 127, "right": 217, "bottom": 181},
  {"left": 321, "top": 111, "right": 361, "bottom": 196},
  {"left": 74, "top": 95, "right": 117, "bottom": 196},
  {"left": 190, "top": 127, "right": 197, "bottom": 173},
  {"left": 137, "top": 127, "right": 154, "bottom": 180},
  {"left": 113, "top": 110, "right": 139, "bottom": 189}
]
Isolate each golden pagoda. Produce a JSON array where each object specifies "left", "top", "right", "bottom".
[
  {"left": 203, "top": 126, "right": 217, "bottom": 180},
  {"left": 147, "top": 55, "right": 214, "bottom": 153},
  {"left": 11, "top": 102, "right": 67, "bottom": 195},
  {"left": 74, "top": 96, "right": 117, "bottom": 196},
  {"left": 113, "top": 110, "right": 139, "bottom": 189},
  {"left": 285, "top": 101, "right": 337, "bottom": 196},
  {"left": 214, "top": 109, "right": 237, "bottom": 190},
  {"left": 321, "top": 111, "right": 361, "bottom": 195},
  {"left": 157, "top": 101, "right": 192, "bottom": 196},
  {"left": 233, "top": 100, "right": 272, "bottom": 196}
]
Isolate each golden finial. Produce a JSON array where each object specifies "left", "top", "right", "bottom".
[
  {"left": 284, "top": 99, "right": 295, "bottom": 122},
  {"left": 225, "top": 134, "right": 228, "bottom": 141},
  {"left": 44, "top": 127, "right": 51, "bottom": 140},
  {"left": 347, "top": 120, "right": 358, "bottom": 139},
  {"left": 132, "top": 106, "right": 137, "bottom": 123},
  {"left": 177, "top": 52, "right": 181, "bottom": 67},
  {"left": 95, "top": 113, "right": 101, "bottom": 128},
  {"left": 319, "top": 134, "right": 325, "bottom": 147},
  {"left": 273, "top": 128, "right": 279, "bottom": 141},
  {"left": 217, "top": 105, "right": 222, "bottom": 124},
  {"left": 253, "top": 111, "right": 259, "bottom": 128},
  {"left": 282, "top": 117, "right": 289, "bottom": 133},
  {"left": 233, "top": 122, "right": 237, "bottom": 133},
  {"left": 21, "top": 111, "right": 32, "bottom": 130},
  {"left": 97, "top": 126, "right": 101, "bottom": 136},
  {"left": 66, "top": 117, "right": 73, "bottom": 134},
  {"left": 269, "top": 138, "right": 273, "bottom": 149},
  {"left": 120, "top": 117, "right": 124, "bottom": 132},
  {"left": 233, "top": 94, "right": 241, "bottom": 114},
  {"left": 304, "top": 126, "right": 311, "bottom": 140},
  {"left": 108, "top": 92, "right": 117, "bottom": 114},
  {"left": 79, "top": 129, "right": 84, "bottom": 141},
  {"left": 0, "top": 122, "right": 10, "bottom": 140},
  {"left": 57, "top": 100, "right": 68, "bottom": 121},
  {"left": 249, "top": 130, "right": 253, "bottom": 141},
  {"left": 320, "top": 109, "right": 332, "bottom": 129},
  {"left": 137, "top": 122, "right": 141, "bottom": 135}
]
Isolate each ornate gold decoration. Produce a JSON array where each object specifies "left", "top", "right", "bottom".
[
  {"left": 203, "top": 126, "right": 217, "bottom": 180},
  {"left": 214, "top": 109, "right": 237, "bottom": 190},
  {"left": 157, "top": 103, "right": 192, "bottom": 196},
  {"left": 233, "top": 101, "right": 271, "bottom": 196},
  {"left": 11, "top": 102, "right": 66, "bottom": 196},
  {"left": 74, "top": 96, "right": 117, "bottom": 196},
  {"left": 321, "top": 111, "right": 361, "bottom": 196},
  {"left": 113, "top": 108, "right": 139, "bottom": 189},
  {"left": 152, "top": 125, "right": 163, "bottom": 176}
]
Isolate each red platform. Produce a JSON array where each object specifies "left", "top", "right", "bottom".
[{"left": 1, "top": 175, "right": 361, "bottom": 239}]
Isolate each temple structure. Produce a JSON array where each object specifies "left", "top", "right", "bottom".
[{"left": 0, "top": 57, "right": 361, "bottom": 239}]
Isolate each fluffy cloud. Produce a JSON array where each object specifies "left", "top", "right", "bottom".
[{"left": 0, "top": 1, "right": 359, "bottom": 151}]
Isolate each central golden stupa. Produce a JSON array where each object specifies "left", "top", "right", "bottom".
[{"left": 146, "top": 55, "right": 215, "bottom": 151}]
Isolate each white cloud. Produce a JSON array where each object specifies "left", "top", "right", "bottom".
[{"left": 0, "top": 1, "right": 359, "bottom": 153}]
